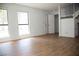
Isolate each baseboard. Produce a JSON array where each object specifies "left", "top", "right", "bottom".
[
  {"left": 59, "top": 36, "right": 75, "bottom": 39},
  {"left": 0, "top": 34, "right": 31, "bottom": 43},
  {"left": 47, "top": 33, "right": 55, "bottom": 35},
  {"left": 0, "top": 34, "right": 47, "bottom": 43},
  {"left": 31, "top": 34, "right": 47, "bottom": 37}
]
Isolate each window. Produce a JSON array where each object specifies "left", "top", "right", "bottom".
[
  {"left": 17, "top": 12, "right": 30, "bottom": 36},
  {"left": 0, "top": 9, "right": 10, "bottom": 38}
]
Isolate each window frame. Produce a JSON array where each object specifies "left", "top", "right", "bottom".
[
  {"left": 0, "top": 9, "right": 9, "bottom": 26},
  {"left": 0, "top": 9, "right": 9, "bottom": 32},
  {"left": 17, "top": 11, "right": 30, "bottom": 35},
  {"left": 17, "top": 11, "right": 29, "bottom": 25},
  {"left": 0, "top": 9, "right": 10, "bottom": 38}
]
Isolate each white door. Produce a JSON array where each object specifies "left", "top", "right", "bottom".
[{"left": 48, "top": 15, "right": 54, "bottom": 33}]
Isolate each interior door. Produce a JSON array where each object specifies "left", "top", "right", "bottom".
[
  {"left": 48, "top": 15, "right": 54, "bottom": 33},
  {"left": 78, "top": 23, "right": 79, "bottom": 36},
  {"left": 54, "top": 14, "right": 59, "bottom": 34}
]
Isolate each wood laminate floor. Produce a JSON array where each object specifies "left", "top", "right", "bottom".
[{"left": 0, "top": 34, "right": 79, "bottom": 56}]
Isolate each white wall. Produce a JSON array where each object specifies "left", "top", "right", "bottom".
[
  {"left": 58, "top": 5, "right": 75, "bottom": 38},
  {"left": 29, "top": 11, "right": 48, "bottom": 36},
  {"left": 0, "top": 3, "right": 49, "bottom": 40},
  {"left": 59, "top": 18, "right": 75, "bottom": 38}
]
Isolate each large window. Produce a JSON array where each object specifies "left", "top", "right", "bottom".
[
  {"left": 17, "top": 12, "right": 30, "bottom": 36},
  {"left": 0, "top": 9, "right": 10, "bottom": 38}
]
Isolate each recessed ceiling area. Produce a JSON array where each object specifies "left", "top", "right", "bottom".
[{"left": 17, "top": 3, "right": 60, "bottom": 12}]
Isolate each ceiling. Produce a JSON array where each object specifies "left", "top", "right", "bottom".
[{"left": 18, "top": 3, "right": 60, "bottom": 12}]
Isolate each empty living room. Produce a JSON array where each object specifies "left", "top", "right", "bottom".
[{"left": 0, "top": 2, "right": 79, "bottom": 57}]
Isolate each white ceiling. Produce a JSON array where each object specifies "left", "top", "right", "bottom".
[{"left": 18, "top": 3, "right": 60, "bottom": 12}]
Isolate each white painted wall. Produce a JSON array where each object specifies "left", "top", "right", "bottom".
[
  {"left": 7, "top": 7, "right": 19, "bottom": 39},
  {"left": 59, "top": 18, "right": 75, "bottom": 38},
  {"left": 58, "top": 5, "right": 75, "bottom": 38},
  {"left": 29, "top": 11, "right": 48, "bottom": 36},
  {"left": 0, "top": 3, "right": 49, "bottom": 40}
]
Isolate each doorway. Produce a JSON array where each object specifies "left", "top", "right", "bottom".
[
  {"left": 78, "top": 23, "right": 79, "bottom": 36},
  {"left": 54, "top": 14, "right": 59, "bottom": 34}
]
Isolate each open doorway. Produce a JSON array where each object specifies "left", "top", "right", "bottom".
[
  {"left": 54, "top": 14, "right": 59, "bottom": 34},
  {"left": 78, "top": 23, "right": 79, "bottom": 36},
  {"left": 75, "top": 17, "right": 79, "bottom": 37}
]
